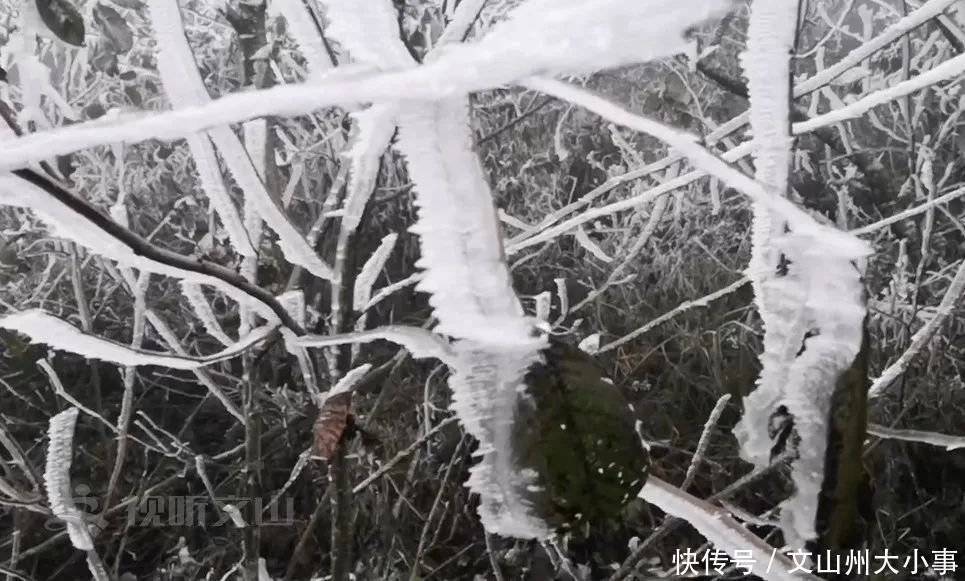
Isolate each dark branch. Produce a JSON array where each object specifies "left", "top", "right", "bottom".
[{"left": 11, "top": 168, "right": 305, "bottom": 334}]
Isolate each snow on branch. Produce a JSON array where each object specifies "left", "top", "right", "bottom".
[
  {"left": 869, "top": 257, "right": 965, "bottom": 398},
  {"left": 868, "top": 424, "right": 965, "bottom": 451},
  {"left": 394, "top": 98, "right": 549, "bottom": 537},
  {"left": 794, "top": 52, "right": 965, "bottom": 133},
  {"left": 181, "top": 282, "right": 235, "bottom": 346},
  {"left": 326, "top": 0, "right": 489, "bottom": 245},
  {"left": 0, "top": 309, "right": 276, "bottom": 370},
  {"left": 44, "top": 408, "right": 91, "bottom": 551},
  {"left": 44, "top": 407, "right": 110, "bottom": 580},
  {"left": 353, "top": 233, "right": 397, "bottom": 312},
  {"left": 148, "top": 0, "right": 333, "bottom": 281},
  {"left": 0, "top": 0, "right": 730, "bottom": 171},
  {"left": 320, "top": 0, "right": 413, "bottom": 68},
  {"left": 733, "top": 0, "right": 869, "bottom": 550},
  {"left": 297, "top": 326, "right": 455, "bottom": 365},
  {"left": 522, "top": 78, "right": 866, "bottom": 257},
  {"left": 269, "top": 0, "right": 333, "bottom": 77},
  {"left": 640, "top": 477, "right": 821, "bottom": 581},
  {"left": 734, "top": 0, "right": 801, "bottom": 472},
  {"left": 795, "top": 0, "right": 960, "bottom": 96},
  {"left": 145, "top": 311, "right": 245, "bottom": 423},
  {"left": 185, "top": 134, "right": 255, "bottom": 258},
  {"left": 0, "top": 171, "right": 301, "bottom": 328},
  {"left": 396, "top": 101, "right": 537, "bottom": 345}
]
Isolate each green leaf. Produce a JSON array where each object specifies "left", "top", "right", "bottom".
[
  {"left": 35, "top": 0, "right": 86, "bottom": 47},
  {"left": 512, "top": 339, "right": 650, "bottom": 532}
]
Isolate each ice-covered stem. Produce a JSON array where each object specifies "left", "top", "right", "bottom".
[
  {"left": 0, "top": 308, "right": 278, "bottom": 370},
  {"left": 395, "top": 98, "right": 549, "bottom": 537},
  {"left": 103, "top": 270, "right": 150, "bottom": 510},
  {"left": 3, "top": 170, "right": 303, "bottom": 330},
  {"left": 777, "top": 245, "right": 866, "bottom": 547},
  {"left": 146, "top": 311, "right": 245, "bottom": 422},
  {"left": 734, "top": 0, "right": 800, "bottom": 469},
  {"left": 869, "top": 256, "right": 965, "bottom": 398},
  {"left": 44, "top": 408, "right": 110, "bottom": 581},
  {"left": 734, "top": 0, "right": 871, "bottom": 549},
  {"left": 639, "top": 477, "right": 821, "bottom": 581},
  {"left": 149, "top": 0, "right": 333, "bottom": 281},
  {"left": 321, "top": 0, "right": 547, "bottom": 535}
]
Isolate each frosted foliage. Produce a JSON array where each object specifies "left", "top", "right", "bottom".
[{"left": 0, "top": 0, "right": 894, "bottom": 550}]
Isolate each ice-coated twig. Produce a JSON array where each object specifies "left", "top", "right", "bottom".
[
  {"left": 352, "top": 416, "right": 460, "bottom": 494},
  {"left": 145, "top": 311, "right": 245, "bottom": 422},
  {"left": 0, "top": 0, "right": 731, "bottom": 171},
  {"left": 639, "top": 477, "right": 821, "bottom": 581},
  {"left": 0, "top": 171, "right": 301, "bottom": 330},
  {"left": 36, "top": 360, "right": 119, "bottom": 435},
  {"left": 44, "top": 408, "right": 109, "bottom": 581},
  {"left": 148, "top": 0, "right": 332, "bottom": 280},
  {"left": 868, "top": 424, "right": 965, "bottom": 450},
  {"left": 600, "top": 277, "right": 750, "bottom": 353},
  {"left": 0, "top": 309, "right": 276, "bottom": 370},
  {"left": 297, "top": 326, "right": 455, "bottom": 366},
  {"left": 181, "top": 282, "right": 235, "bottom": 346},
  {"left": 353, "top": 233, "right": 398, "bottom": 311},
  {"left": 869, "top": 258, "right": 965, "bottom": 398},
  {"left": 681, "top": 394, "right": 731, "bottom": 492}
]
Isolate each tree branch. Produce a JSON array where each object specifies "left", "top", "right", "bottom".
[{"left": 9, "top": 168, "right": 305, "bottom": 333}]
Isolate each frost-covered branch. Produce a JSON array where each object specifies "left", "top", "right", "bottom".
[
  {"left": 639, "top": 477, "right": 820, "bottom": 581},
  {"left": 43, "top": 408, "right": 110, "bottom": 581},
  {"left": 0, "top": 309, "right": 276, "bottom": 369},
  {"left": 0, "top": 170, "right": 303, "bottom": 331},
  {"left": 868, "top": 423, "right": 965, "bottom": 450},
  {"left": 600, "top": 278, "right": 750, "bottom": 353},
  {"left": 0, "top": 0, "right": 730, "bottom": 171},
  {"left": 729, "top": 0, "right": 871, "bottom": 551},
  {"left": 869, "top": 257, "right": 965, "bottom": 398},
  {"left": 148, "top": 0, "right": 333, "bottom": 281}
]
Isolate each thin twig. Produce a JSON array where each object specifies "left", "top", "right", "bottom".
[
  {"left": 352, "top": 416, "right": 460, "bottom": 494},
  {"left": 681, "top": 394, "right": 731, "bottom": 492},
  {"left": 10, "top": 169, "right": 305, "bottom": 333},
  {"left": 609, "top": 451, "right": 792, "bottom": 581}
]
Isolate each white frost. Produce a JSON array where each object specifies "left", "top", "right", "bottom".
[
  {"left": 44, "top": 408, "right": 94, "bottom": 551},
  {"left": 0, "top": 309, "right": 276, "bottom": 370},
  {"left": 733, "top": 0, "right": 870, "bottom": 549}
]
